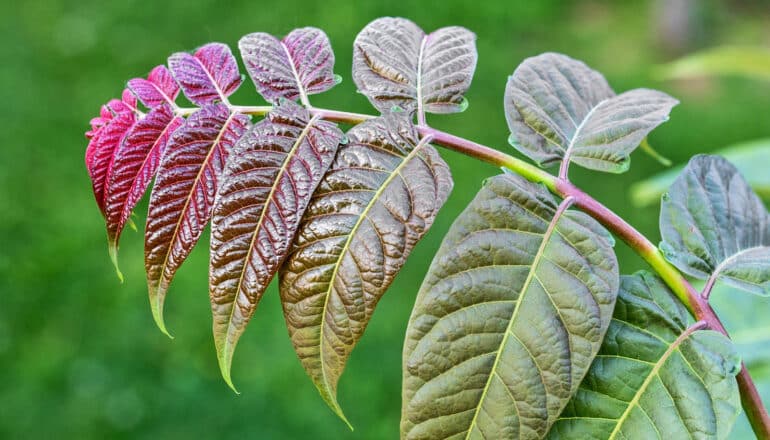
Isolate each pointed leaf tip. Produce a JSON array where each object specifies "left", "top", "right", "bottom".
[
  {"left": 149, "top": 285, "right": 174, "bottom": 339},
  {"left": 216, "top": 346, "right": 240, "bottom": 394},
  {"left": 108, "top": 240, "right": 124, "bottom": 283}
]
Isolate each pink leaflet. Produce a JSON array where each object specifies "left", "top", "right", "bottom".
[
  {"left": 105, "top": 104, "right": 183, "bottom": 246},
  {"left": 128, "top": 65, "right": 181, "bottom": 109},
  {"left": 239, "top": 27, "right": 336, "bottom": 103},
  {"left": 168, "top": 43, "right": 242, "bottom": 106},
  {"left": 86, "top": 111, "right": 137, "bottom": 216}
]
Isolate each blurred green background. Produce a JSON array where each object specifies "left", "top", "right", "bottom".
[{"left": 2, "top": 0, "right": 770, "bottom": 438}]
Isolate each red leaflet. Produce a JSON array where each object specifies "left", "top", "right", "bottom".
[
  {"left": 209, "top": 101, "right": 343, "bottom": 388},
  {"left": 106, "top": 104, "right": 183, "bottom": 251},
  {"left": 239, "top": 28, "right": 337, "bottom": 103},
  {"left": 144, "top": 103, "right": 249, "bottom": 335},
  {"left": 86, "top": 111, "right": 136, "bottom": 216},
  {"left": 128, "top": 65, "right": 181, "bottom": 108},
  {"left": 168, "top": 43, "right": 242, "bottom": 106}
]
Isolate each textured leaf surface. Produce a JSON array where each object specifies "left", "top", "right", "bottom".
[
  {"left": 168, "top": 43, "right": 242, "bottom": 106},
  {"left": 128, "top": 65, "right": 181, "bottom": 108},
  {"left": 631, "top": 139, "right": 770, "bottom": 206},
  {"left": 106, "top": 104, "right": 183, "bottom": 250},
  {"left": 549, "top": 271, "right": 741, "bottom": 440},
  {"left": 401, "top": 173, "right": 619, "bottom": 440},
  {"left": 86, "top": 110, "right": 136, "bottom": 216},
  {"left": 145, "top": 104, "right": 249, "bottom": 335},
  {"left": 239, "top": 28, "right": 336, "bottom": 103},
  {"left": 210, "top": 101, "right": 343, "bottom": 388},
  {"left": 660, "top": 155, "right": 770, "bottom": 296},
  {"left": 352, "top": 17, "right": 477, "bottom": 115},
  {"left": 504, "top": 53, "right": 677, "bottom": 173},
  {"left": 279, "top": 114, "right": 452, "bottom": 422}
]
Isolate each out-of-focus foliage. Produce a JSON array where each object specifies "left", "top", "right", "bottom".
[
  {"left": 655, "top": 46, "right": 770, "bottom": 81},
  {"left": 3, "top": 1, "right": 770, "bottom": 439}
]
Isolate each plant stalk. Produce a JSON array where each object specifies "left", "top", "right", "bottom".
[{"left": 179, "top": 104, "right": 770, "bottom": 438}]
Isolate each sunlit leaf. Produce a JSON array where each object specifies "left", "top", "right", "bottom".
[
  {"left": 128, "top": 65, "right": 181, "bottom": 108},
  {"left": 655, "top": 46, "right": 770, "bottom": 81},
  {"left": 504, "top": 53, "right": 677, "bottom": 175},
  {"left": 145, "top": 104, "right": 249, "bottom": 336},
  {"left": 352, "top": 17, "right": 477, "bottom": 115},
  {"left": 209, "top": 101, "right": 343, "bottom": 390},
  {"left": 660, "top": 155, "right": 770, "bottom": 296},
  {"left": 86, "top": 107, "right": 136, "bottom": 216},
  {"left": 239, "top": 28, "right": 337, "bottom": 104},
  {"left": 105, "top": 104, "right": 183, "bottom": 262},
  {"left": 279, "top": 114, "right": 452, "bottom": 424},
  {"left": 631, "top": 139, "right": 770, "bottom": 206},
  {"left": 549, "top": 271, "right": 741, "bottom": 439},
  {"left": 401, "top": 172, "right": 619, "bottom": 439},
  {"left": 168, "top": 43, "right": 242, "bottom": 106}
]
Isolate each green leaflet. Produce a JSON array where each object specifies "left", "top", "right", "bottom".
[
  {"left": 401, "top": 173, "right": 619, "bottom": 439},
  {"left": 504, "top": 53, "right": 678, "bottom": 176},
  {"left": 654, "top": 46, "right": 770, "bottom": 81},
  {"left": 549, "top": 271, "right": 741, "bottom": 440},
  {"left": 660, "top": 155, "right": 770, "bottom": 296}
]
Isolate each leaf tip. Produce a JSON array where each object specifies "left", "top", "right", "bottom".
[
  {"left": 149, "top": 286, "right": 174, "bottom": 339},
  {"left": 107, "top": 240, "right": 124, "bottom": 283},
  {"left": 216, "top": 348, "right": 240, "bottom": 394}
]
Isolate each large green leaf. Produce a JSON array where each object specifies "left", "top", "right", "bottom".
[
  {"left": 279, "top": 114, "right": 452, "bottom": 424},
  {"left": 655, "top": 46, "right": 770, "bottom": 81},
  {"left": 504, "top": 53, "right": 677, "bottom": 176},
  {"left": 549, "top": 271, "right": 742, "bottom": 439},
  {"left": 630, "top": 139, "right": 770, "bottom": 206},
  {"left": 660, "top": 155, "right": 770, "bottom": 296},
  {"left": 401, "top": 172, "right": 619, "bottom": 439}
]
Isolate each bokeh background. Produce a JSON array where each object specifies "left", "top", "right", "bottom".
[{"left": 2, "top": 0, "right": 770, "bottom": 438}]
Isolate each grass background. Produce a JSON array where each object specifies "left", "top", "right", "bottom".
[{"left": 2, "top": 0, "right": 770, "bottom": 438}]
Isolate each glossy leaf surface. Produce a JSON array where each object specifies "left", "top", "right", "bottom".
[
  {"left": 168, "top": 43, "right": 242, "bottom": 106},
  {"left": 128, "top": 65, "right": 181, "bottom": 108},
  {"left": 504, "top": 53, "right": 677, "bottom": 174},
  {"left": 239, "top": 28, "right": 337, "bottom": 103},
  {"left": 86, "top": 110, "right": 136, "bottom": 216},
  {"left": 401, "top": 173, "right": 619, "bottom": 439},
  {"left": 210, "top": 101, "right": 343, "bottom": 389},
  {"left": 353, "top": 17, "right": 477, "bottom": 115},
  {"left": 145, "top": 104, "right": 249, "bottom": 335},
  {"left": 549, "top": 271, "right": 741, "bottom": 439},
  {"left": 279, "top": 114, "right": 452, "bottom": 422},
  {"left": 660, "top": 155, "right": 770, "bottom": 296}
]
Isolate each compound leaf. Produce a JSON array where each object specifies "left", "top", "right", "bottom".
[
  {"left": 128, "top": 65, "right": 181, "bottom": 108},
  {"left": 105, "top": 104, "right": 183, "bottom": 260},
  {"left": 660, "top": 155, "right": 770, "bottom": 296},
  {"left": 168, "top": 43, "right": 242, "bottom": 106},
  {"left": 279, "top": 114, "right": 452, "bottom": 424},
  {"left": 239, "top": 28, "right": 337, "bottom": 104},
  {"left": 401, "top": 172, "right": 619, "bottom": 439},
  {"left": 549, "top": 271, "right": 741, "bottom": 440},
  {"left": 210, "top": 101, "right": 343, "bottom": 390},
  {"left": 353, "top": 17, "right": 477, "bottom": 115},
  {"left": 504, "top": 53, "right": 677, "bottom": 175},
  {"left": 145, "top": 104, "right": 249, "bottom": 336}
]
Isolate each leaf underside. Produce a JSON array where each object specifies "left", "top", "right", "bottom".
[
  {"left": 660, "top": 155, "right": 770, "bottom": 296},
  {"left": 279, "top": 114, "right": 452, "bottom": 422},
  {"left": 353, "top": 17, "right": 477, "bottom": 115},
  {"left": 145, "top": 104, "right": 250, "bottom": 336},
  {"left": 401, "top": 173, "right": 619, "bottom": 440},
  {"left": 504, "top": 52, "right": 678, "bottom": 173},
  {"left": 209, "top": 100, "right": 344, "bottom": 389},
  {"left": 549, "top": 271, "right": 741, "bottom": 440},
  {"left": 239, "top": 27, "right": 337, "bottom": 103}
]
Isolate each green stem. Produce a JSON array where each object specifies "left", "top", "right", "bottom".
[{"left": 176, "top": 103, "right": 770, "bottom": 438}]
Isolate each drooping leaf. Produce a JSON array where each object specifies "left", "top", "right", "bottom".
[
  {"left": 401, "top": 172, "right": 619, "bottom": 439},
  {"left": 145, "top": 104, "right": 249, "bottom": 336},
  {"left": 504, "top": 53, "right": 678, "bottom": 174},
  {"left": 239, "top": 28, "right": 337, "bottom": 104},
  {"left": 660, "top": 155, "right": 770, "bottom": 296},
  {"left": 105, "top": 104, "right": 183, "bottom": 259},
  {"left": 128, "top": 65, "right": 181, "bottom": 108},
  {"left": 168, "top": 43, "right": 242, "bottom": 106},
  {"left": 631, "top": 139, "right": 770, "bottom": 206},
  {"left": 209, "top": 101, "right": 343, "bottom": 390},
  {"left": 549, "top": 271, "right": 741, "bottom": 440},
  {"left": 279, "top": 114, "right": 452, "bottom": 423},
  {"left": 655, "top": 45, "right": 770, "bottom": 81},
  {"left": 352, "top": 17, "right": 477, "bottom": 115},
  {"left": 86, "top": 110, "right": 136, "bottom": 216}
]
